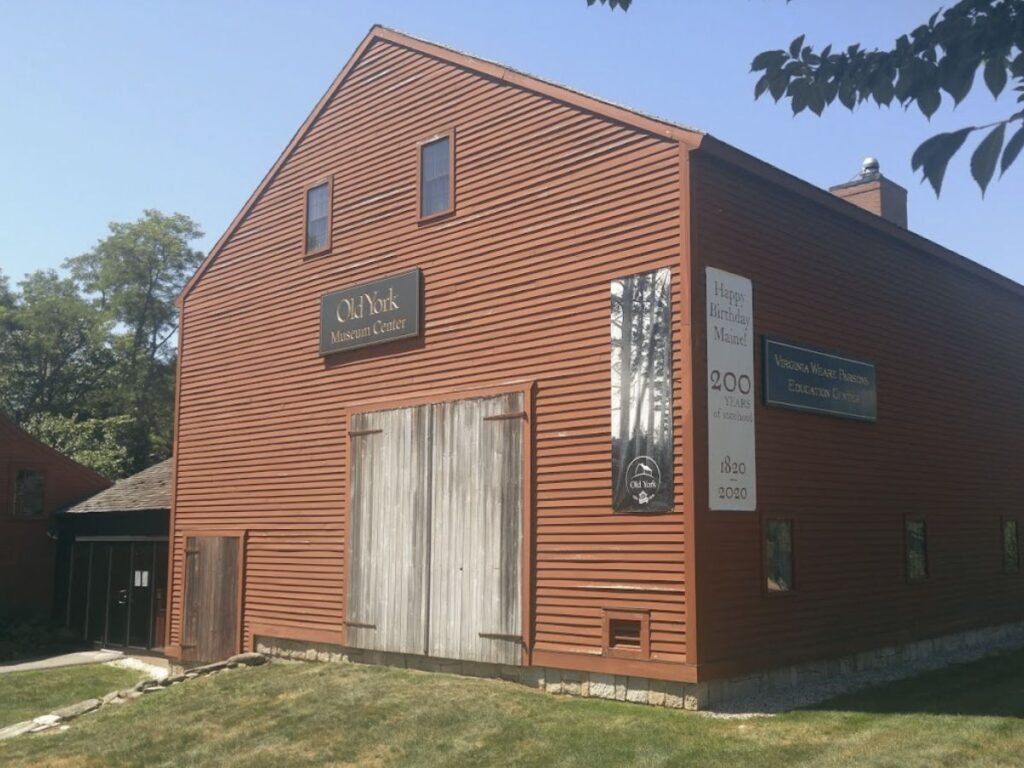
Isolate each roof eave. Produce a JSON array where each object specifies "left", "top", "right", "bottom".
[
  {"left": 177, "top": 24, "right": 703, "bottom": 306},
  {"left": 693, "top": 135, "right": 1024, "bottom": 301}
]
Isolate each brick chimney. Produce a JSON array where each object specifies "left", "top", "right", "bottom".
[{"left": 829, "top": 157, "right": 908, "bottom": 228}]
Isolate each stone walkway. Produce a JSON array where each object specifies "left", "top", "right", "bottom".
[{"left": 0, "top": 649, "right": 124, "bottom": 674}]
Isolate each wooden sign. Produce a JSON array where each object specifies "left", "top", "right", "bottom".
[
  {"left": 764, "top": 339, "right": 877, "bottom": 421},
  {"left": 320, "top": 269, "right": 422, "bottom": 355}
]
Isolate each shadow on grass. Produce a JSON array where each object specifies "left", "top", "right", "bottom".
[{"left": 801, "top": 647, "right": 1024, "bottom": 718}]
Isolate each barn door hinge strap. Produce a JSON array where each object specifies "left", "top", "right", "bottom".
[
  {"left": 184, "top": 548, "right": 199, "bottom": 555},
  {"left": 349, "top": 429, "right": 383, "bottom": 437},
  {"left": 478, "top": 632, "right": 522, "bottom": 641},
  {"left": 483, "top": 412, "right": 527, "bottom": 422},
  {"left": 346, "top": 621, "right": 377, "bottom": 629},
  {"left": 180, "top": 643, "right": 197, "bottom": 649}
]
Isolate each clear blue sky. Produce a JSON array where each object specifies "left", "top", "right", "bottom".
[{"left": 1, "top": 0, "right": 1020, "bottom": 285}]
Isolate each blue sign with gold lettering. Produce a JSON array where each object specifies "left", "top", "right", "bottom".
[{"left": 763, "top": 339, "right": 877, "bottom": 421}]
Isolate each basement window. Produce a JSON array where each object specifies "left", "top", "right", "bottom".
[
  {"left": 602, "top": 609, "right": 650, "bottom": 659},
  {"left": 419, "top": 132, "right": 454, "bottom": 220},
  {"left": 305, "top": 179, "right": 331, "bottom": 255},
  {"left": 765, "top": 519, "right": 793, "bottom": 592},
  {"left": 13, "top": 469, "right": 44, "bottom": 517},
  {"left": 1004, "top": 519, "right": 1020, "bottom": 573},
  {"left": 906, "top": 519, "right": 928, "bottom": 581}
]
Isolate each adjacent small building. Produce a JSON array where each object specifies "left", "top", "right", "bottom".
[
  {"left": 165, "top": 27, "right": 1024, "bottom": 707},
  {"left": 0, "top": 417, "right": 110, "bottom": 617},
  {"left": 58, "top": 459, "right": 171, "bottom": 652}
]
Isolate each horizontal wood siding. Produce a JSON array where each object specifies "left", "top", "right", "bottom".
[
  {"left": 690, "top": 151, "right": 1024, "bottom": 678},
  {"left": 0, "top": 421, "right": 110, "bottom": 616},
  {"left": 170, "top": 38, "right": 688, "bottom": 670}
]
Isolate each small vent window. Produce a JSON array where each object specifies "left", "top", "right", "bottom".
[
  {"left": 602, "top": 610, "right": 649, "bottom": 659},
  {"left": 609, "top": 619, "right": 641, "bottom": 649}
]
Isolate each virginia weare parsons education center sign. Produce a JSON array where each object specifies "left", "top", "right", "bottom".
[
  {"left": 764, "top": 339, "right": 877, "bottom": 421},
  {"left": 320, "top": 269, "right": 422, "bottom": 355}
]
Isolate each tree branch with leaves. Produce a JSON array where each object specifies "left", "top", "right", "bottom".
[
  {"left": 589, "top": 0, "right": 1024, "bottom": 195},
  {"left": 750, "top": 0, "right": 1024, "bottom": 195}
]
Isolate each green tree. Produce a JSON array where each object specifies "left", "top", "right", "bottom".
[
  {"left": 589, "top": 0, "right": 1024, "bottom": 195},
  {"left": 66, "top": 210, "right": 204, "bottom": 472},
  {"left": 24, "top": 413, "right": 134, "bottom": 479},
  {"left": 0, "top": 270, "right": 112, "bottom": 421},
  {"left": 0, "top": 270, "right": 16, "bottom": 403}
]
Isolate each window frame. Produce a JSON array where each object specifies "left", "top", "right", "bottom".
[
  {"left": 762, "top": 517, "right": 796, "bottom": 596},
  {"left": 1002, "top": 517, "right": 1020, "bottom": 574},
  {"left": 10, "top": 465, "right": 46, "bottom": 518},
  {"left": 601, "top": 608, "right": 650, "bottom": 660},
  {"left": 303, "top": 176, "right": 333, "bottom": 258},
  {"left": 417, "top": 129, "right": 456, "bottom": 223},
  {"left": 904, "top": 516, "right": 929, "bottom": 583}
]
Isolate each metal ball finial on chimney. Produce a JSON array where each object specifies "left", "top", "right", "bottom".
[{"left": 861, "top": 156, "right": 880, "bottom": 176}]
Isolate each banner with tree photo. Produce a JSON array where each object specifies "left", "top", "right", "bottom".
[{"left": 611, "top": 267, "right": 672, "bottom": 512}]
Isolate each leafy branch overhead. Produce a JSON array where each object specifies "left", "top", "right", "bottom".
[
  {"left": 587, "top": 0, "right": 633, "bottom": 9},
  {"left": 750, "top": 0, "right": 1024, "bottom": 195},
  {"left": 588, "top": 0, "right": 1023, "bottom": 195}
]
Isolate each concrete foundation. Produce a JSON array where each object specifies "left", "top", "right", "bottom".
[{"left": 254, "top": 620, "right": 1024, "bottom": 712}]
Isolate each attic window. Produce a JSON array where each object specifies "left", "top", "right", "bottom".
[
  {"left": 305, "top": 179, "right": 331, "bottom": 255},
  {"left": 602, "top": 609, "right": 650, "bottom": 659},
  {"left": 419, "top": 132, "right": 454, "bottom": 220},
  {"left": 13, "top": 469, "right": 44, "bottom": 517}
]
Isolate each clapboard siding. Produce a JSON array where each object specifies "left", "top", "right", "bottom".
[
  {"left": 0, "top": 419, "right": 110, "bottom": 616},
  {"left": 170, "top": 34, "right": 689, "bottom": 669},
  {"left": 690, "top": 150, "right": 1024, "bottom": 677}
]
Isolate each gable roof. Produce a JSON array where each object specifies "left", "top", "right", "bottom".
[
  {"left": 179, "top": 25, "right": 1024, "bottom": 306},
  {"left": 178, "top": 25, "right": 704, "bottom": 304},
  {"left": 63, "top": 458, "right": 172, "bottom": 514},
  {"left": 0, "top": 415, "right": 110, "bottom": 487}
]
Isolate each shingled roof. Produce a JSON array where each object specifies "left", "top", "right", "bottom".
[{"left": 64, "top": 458, "right": 172, "bottom": 514}]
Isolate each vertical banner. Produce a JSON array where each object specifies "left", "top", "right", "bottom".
[
  {"left": 610, "top": 268, "right": 673, "bottom": 512},
  {"left": 706, "top": 267, "right": 756, "bottom": 511}
]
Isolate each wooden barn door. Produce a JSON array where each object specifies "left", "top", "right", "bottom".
[
  {"left": 429, "top": 393, "right": 523, "bottom": 665},
  {"left": 347, "top": 405, "right": 432, "bottom": 654},
  {"left": 181, "top": 536, "right": 241, "bottom": 662},
  {"left": 347, "top": 392, "right": 524, "bottom": 665}
]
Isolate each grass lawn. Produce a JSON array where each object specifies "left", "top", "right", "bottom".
[
  {"left": 1, "top": 650, "right": 1023, "bottom": 767},
  {"left": 0, "top": 664, "right": 144, "bottom": 728}
]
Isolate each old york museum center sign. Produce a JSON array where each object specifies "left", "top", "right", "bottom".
[{"left": 320, "top": 269, "right": 422, "bottom": 355}]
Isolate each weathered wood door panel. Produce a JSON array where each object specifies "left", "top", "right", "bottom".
[
  {"left": 347, "top": 392, "right": 524, "bottom": 665},
  {"left": 181, "top": 536, "right": 240, "bottom": 662},
  {"left": 348, "top": 405, "right": 432, "bottom": 654},
  {"left": 429, "top": 393, "right": 523, "bottom": 665}
]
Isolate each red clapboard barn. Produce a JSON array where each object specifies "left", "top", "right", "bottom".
[
  {"left": 0, "top": 417, "right": 110, "bottom": 617},
  {"left": 166, "top": 27, "right": 1024, "bottom": 708}
]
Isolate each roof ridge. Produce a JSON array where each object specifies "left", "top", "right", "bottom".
[
  {"left": 373, "top": 25, "right": 706, "bottom": 138},
  {"left": 0, "top": 414, "right": 111, "bottom": 485},
  {"left": 178, "top": 24, "right": 703, "bottom": 304}
]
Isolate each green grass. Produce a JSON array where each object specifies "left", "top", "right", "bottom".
[
  {"left": 2, "top": 650, "right": 1024, "bottom": 767},
  {"left": 0, "top": 664, "right": 144, "bottom": 728}
]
